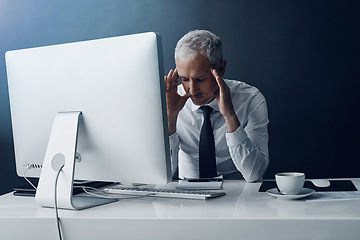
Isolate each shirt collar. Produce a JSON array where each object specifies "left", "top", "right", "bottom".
[{"left": 191, "top": 97, "right": 220, "bottom": 112}]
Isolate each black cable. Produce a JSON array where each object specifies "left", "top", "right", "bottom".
[{"left": 54, "top": 164, "right": 65, "bottom": 240}]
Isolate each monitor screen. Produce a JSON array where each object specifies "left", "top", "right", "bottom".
[{"left": 5, "top": 32, "right": 171, "bottom": 202}]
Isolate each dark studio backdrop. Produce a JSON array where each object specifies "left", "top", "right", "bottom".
[{"left": 0, "top": 0, "right": 359, "bottom": 194}]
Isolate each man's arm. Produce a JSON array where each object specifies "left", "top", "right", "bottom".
[
  {"left": 169, "top": 132, "right": 180, "bottom": 178},
  {"left": 212, "top": 69, "right": 269, "bottom": 182},
  {"left": 226, "top": 97, "right": 269, "bottom": 182},
  {"left": 164, "top": 69, "right": 189, "bottom": 177}
]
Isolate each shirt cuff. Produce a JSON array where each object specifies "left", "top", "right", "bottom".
[{"left": 225, "top": 126, "right": 248, "bottom": 146}]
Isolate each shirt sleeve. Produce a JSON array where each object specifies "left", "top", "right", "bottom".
[
  {"left": 169, "top": 132, "right": 180, "bottom": 178},
  {"left": 225, "top": 96, "right": 269, "bottom": 183}
]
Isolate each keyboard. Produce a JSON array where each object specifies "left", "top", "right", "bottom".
[{"left": 104, "top": 186, "right": 226, "bottom": 200}]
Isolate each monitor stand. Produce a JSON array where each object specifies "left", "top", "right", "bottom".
[{"left": 35, "top": 111, "right": 117, "bottom": 210}]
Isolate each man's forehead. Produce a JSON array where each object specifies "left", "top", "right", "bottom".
[
  {"left": 177, "top": 64, "right": 209, "bottom": 78},
  {"left": 176, "top": 55, "right": 211, "bottom": 77}
]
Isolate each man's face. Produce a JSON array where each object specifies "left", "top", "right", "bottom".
[{"left": 176, "top": 53, "right": 219, "bottom": 106}]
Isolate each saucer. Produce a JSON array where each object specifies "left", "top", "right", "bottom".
[{"left": 266, "top": 188, "right": 315, "bottom": 200}]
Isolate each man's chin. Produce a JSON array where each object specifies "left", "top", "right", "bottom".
[{"left": 191, "top": 97, "right": 206, "bottom": 106}]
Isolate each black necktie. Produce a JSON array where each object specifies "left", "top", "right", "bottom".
[{"left": 199, "top": 106, "right": 217, "bottom": 178}]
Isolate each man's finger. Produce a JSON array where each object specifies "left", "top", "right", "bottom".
[
  {"left": 211, "top": 68, "right": 224, "bottom": 87},
  {"left": 165, "top": 69, "right": 177, "bottom": 90},
  {"left": 165, "top": 69, "right": 173, "bottom": 87},
  {"left": 169, "top": 69, "right": 179, "bottom": 88},
  {"left": 172, "top": 68, "right": 179, "bottom": 85}
]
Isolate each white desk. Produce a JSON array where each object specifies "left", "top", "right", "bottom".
[{"left": 1, "top": 179, "right": 360, "bottom": 240}]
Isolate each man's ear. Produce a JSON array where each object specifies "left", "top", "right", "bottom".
[{"left": 218, "top": 60, "right": 227, "bottom": 77}]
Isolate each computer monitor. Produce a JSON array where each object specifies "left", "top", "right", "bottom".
[{"left": 5, "top": 32, "right": 171, "bottom": 209}]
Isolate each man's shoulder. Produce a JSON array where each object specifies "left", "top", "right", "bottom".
[
  {"left": 226, "top": 79, "right": 267, "bottom": 114},
  {"left": 225, "top": 79, "right": 262, "bottom": 96}
]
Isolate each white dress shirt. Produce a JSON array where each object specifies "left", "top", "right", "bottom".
[{"left": 169, "top": 79, "right": 269, "bottom": 182}]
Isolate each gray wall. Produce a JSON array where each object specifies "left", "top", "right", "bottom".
[{"left": 1, "top": 0, "right": 359, "bottom": 194}]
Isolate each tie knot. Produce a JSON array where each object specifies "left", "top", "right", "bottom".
[{"left": 200, "top": 106, "right": 213, "bottom": 118}]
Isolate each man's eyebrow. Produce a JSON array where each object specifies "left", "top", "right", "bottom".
[
  {"left": 179, "top": 75, "right": 207, "bottom": 79},
  {"left": 195, "top": 75, "right": 207, "bottom": 79}
]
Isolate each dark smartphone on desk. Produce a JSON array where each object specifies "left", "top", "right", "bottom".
[{"left": 187, "top": 178, "right": 222, "bottom": 182}]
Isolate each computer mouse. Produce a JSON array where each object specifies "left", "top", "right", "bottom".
[{"left": 310, "top": 179, "right": 330, "bottom": 188}]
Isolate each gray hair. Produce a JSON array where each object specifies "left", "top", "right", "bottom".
[{"left": 175, "top": 30, "right": 223, "bottom": 69}]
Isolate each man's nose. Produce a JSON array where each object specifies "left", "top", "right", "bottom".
[{"left": 189, "top": 80, "right": 199, "bottom": 96}]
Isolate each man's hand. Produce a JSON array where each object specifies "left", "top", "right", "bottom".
[
  {"left": 211, "top": 69, "right": 240, "bottom": 133},
  {"left": 164, "top": 69, "right": 189, "bottom": 135}
]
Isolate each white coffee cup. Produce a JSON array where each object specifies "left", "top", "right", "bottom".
[{"left": 275, "top": 172, "right": 305, "bottom": 195}]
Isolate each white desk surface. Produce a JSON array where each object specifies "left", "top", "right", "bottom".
[{"left": 1, "top": 179, "right": 360, "bottom": 240}]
